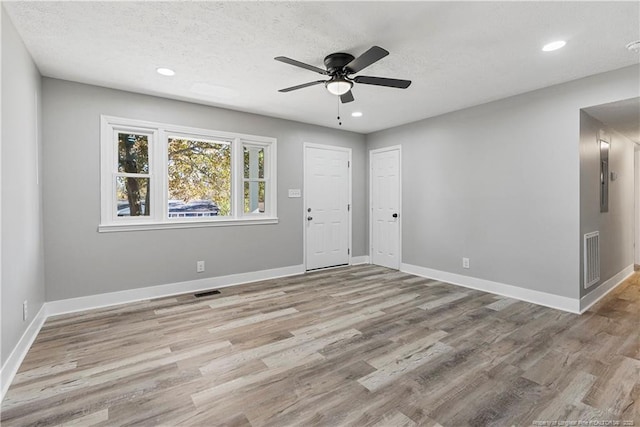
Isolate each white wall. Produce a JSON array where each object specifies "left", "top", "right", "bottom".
[
  {"left": 41, "top": 78, "right": 367, "bottom": 301},
  {"left": 366, "top": 65, "right": 640, "bottom": 300},
  {"left": 579, "top": 111, "right": 635, "bottom": 296},
  {"left": 1, "top": 8, "right": 45, "bottom": 366}
]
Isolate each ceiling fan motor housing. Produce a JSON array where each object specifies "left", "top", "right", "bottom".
[{"left": 324, "top": 53, "right": 355, "bottom": 74}]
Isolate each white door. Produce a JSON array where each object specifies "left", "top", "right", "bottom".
[
  {"left": 305, "top": 144, "right": 351, "bottom": 270},
  {"left": 371, "top": 146, "right": 401, "bottom": 269}
]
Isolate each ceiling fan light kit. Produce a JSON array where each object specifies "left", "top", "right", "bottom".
[
  {"left": 325, "top": 78, "right": 353, "bottom": 96},
  {"left": 275, "top": 46, "right": 411, "bottom": 104}
]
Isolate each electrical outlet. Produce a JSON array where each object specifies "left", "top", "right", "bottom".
[
  {"left": 23, "top": 300, "right": 28, "bottom": 321},
  {"left": 462, "top": 257, "right": 470, "bottom": 269},
  {"left": 196, "top": 260, "right": 205, "bottom": 273}
]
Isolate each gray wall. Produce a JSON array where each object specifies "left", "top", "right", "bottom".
[
  {"left": 636, "top": 148, "right": 640, "bottom": 266},
  {"left": 42, "top": 78, "right": 366, "bottom": 301},
  {"left": 1, "top": 9, "right": 45, "bottom": 366},
  {"left": 366, "top": 65, "right": 639, "bottom": 299},
  {"left": 579, "top": 111, "right": 635, "bottom": 297}
]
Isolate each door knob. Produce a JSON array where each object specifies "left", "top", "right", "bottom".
[
  {"left": 392, "top": 213, "right": 398, "bottom": 218},
  {"left": 307, "top": 216, "right": 313, "bottom": 221}
]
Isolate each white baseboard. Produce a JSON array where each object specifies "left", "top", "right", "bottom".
[
  {"left": 580, "top": 264, "right": 634, "bottom": 313},
  {"left": 1, "top": 304, "right": 47, "bottom": 401},
  {"left": 401, "top": 263, "right": 580, "bottom": 313},
  {"left": 1, "top": 264, "right": 304, "bottom": 402},
  {"left": 46, "top": 264, "right": 305, "bottom": 317},
  {"left": 351, "top": 255, "right": 370, "bottom": 265}
]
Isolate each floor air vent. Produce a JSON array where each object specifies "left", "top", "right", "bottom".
[
  {"left": 194, "top": 289, "right": 221, "bottom": 298},
  {"left": 584, "top": 231, "right": 600, "bottom": 289}
]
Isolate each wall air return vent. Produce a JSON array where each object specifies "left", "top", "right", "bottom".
[{"left": 584, "top": 231, "right": 600, "bottom": 289}]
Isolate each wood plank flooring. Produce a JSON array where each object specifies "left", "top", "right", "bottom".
[{"left": 1, "top": 265, "right": 639, "bottom": 426}]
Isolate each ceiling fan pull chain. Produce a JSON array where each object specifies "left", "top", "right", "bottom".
[{"left": 337, "top": 97, "right": 342, "bottom": 126}]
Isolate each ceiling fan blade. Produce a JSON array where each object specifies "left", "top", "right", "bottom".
[
  {"left": 274, "top": 56, "right": 328, "bottom": 75},
  {"left": 340, "top": 90, "right": 354, "bottom": 104},
  {"left": 345, "top": 46, "right": 389, "bottom": 74},
  {"left": 278, "top": 80, "right": 326, "bottom": 92},
  {"left": 354, "top": 76, "right": 411, "bottom": 89}
]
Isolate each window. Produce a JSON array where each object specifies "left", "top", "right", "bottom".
[
  {"left": 116, "top": 132, "right": 151, "bottom": 217},
  {"left": 100, "top": 116, "right": 277, "bottom": 231},
  {"left": 243, "top": 144, "right": 267, "bottom": 214},
  {"left": 168, "top": 136, "right": 232, "bottom": 217}
]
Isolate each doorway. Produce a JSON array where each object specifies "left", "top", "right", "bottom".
[
  {"left": 370, "top": 145, "right": 401, "bottom": 269},
  {"left": 304, "top": 143, "right": 351, "bottom": 270}
]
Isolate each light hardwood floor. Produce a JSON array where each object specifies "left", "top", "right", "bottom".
[{"left": 1, "top": 265, "right": 639, "bottom": 426}]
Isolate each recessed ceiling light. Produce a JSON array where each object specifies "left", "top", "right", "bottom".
[
  {"left": 627, "top": 40, "right": 640, "bottom": 53},
  {"left": 351, "top": 112, "right": 363, "bottom": 118},
  {"left": 542, "top": 40, "right": 566, "bottom": 52},
  {"left": 156, "top": 67, "right": 175, "bottom": 76}
]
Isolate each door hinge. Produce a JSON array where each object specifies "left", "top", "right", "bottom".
[
  {"left": 348, "top": 204, "right": 350, "bottom": 211},
  {"left": 348, "top": 248, "right": 350, "bottom": 255},
  {"left": 348, "top": 161, "right": 350, "bottom": 168}
]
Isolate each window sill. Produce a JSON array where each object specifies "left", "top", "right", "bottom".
[{"left": 98, "top": 217, "right": 279, "bottom": 233}]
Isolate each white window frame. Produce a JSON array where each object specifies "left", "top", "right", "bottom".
[
  {"left": 99, "top": 115, "right": 277, "bottom": 232},
  {"left": 241, "top": 140, "right": 272, "bottom": 217}
]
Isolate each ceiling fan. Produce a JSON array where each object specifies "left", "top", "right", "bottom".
[{"left": 275, "top": 46, "right": 411, "bottom": 103}]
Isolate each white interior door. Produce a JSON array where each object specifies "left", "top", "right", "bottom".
[
  {"left": 371, "top": 146, "right": 401, "bottom": 269},
  {"left": 305, "top": 144, "right": 350, "bottom": 270}
]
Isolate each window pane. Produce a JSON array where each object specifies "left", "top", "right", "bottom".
[
  {"left": 116, "top": 176, "right": 150, "bottom": 216},
  {"left": 243, "top": 146, "right": 264, "bottom": 179},
  {"left": 168, "top": 138, "right": 231, "bottom": 216},
  {"left": 244, "top": 181, "right": 265, "bottom": 213},
  {"left": 118, "top": 133, "right": 149, "bottom": 173},
  {"left": 167, "top": 199, "right": 220, "bottom": 218}
]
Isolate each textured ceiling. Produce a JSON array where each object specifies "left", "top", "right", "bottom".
[{"left": 4, "top": 1, "right": 640, "bottom": 134}]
